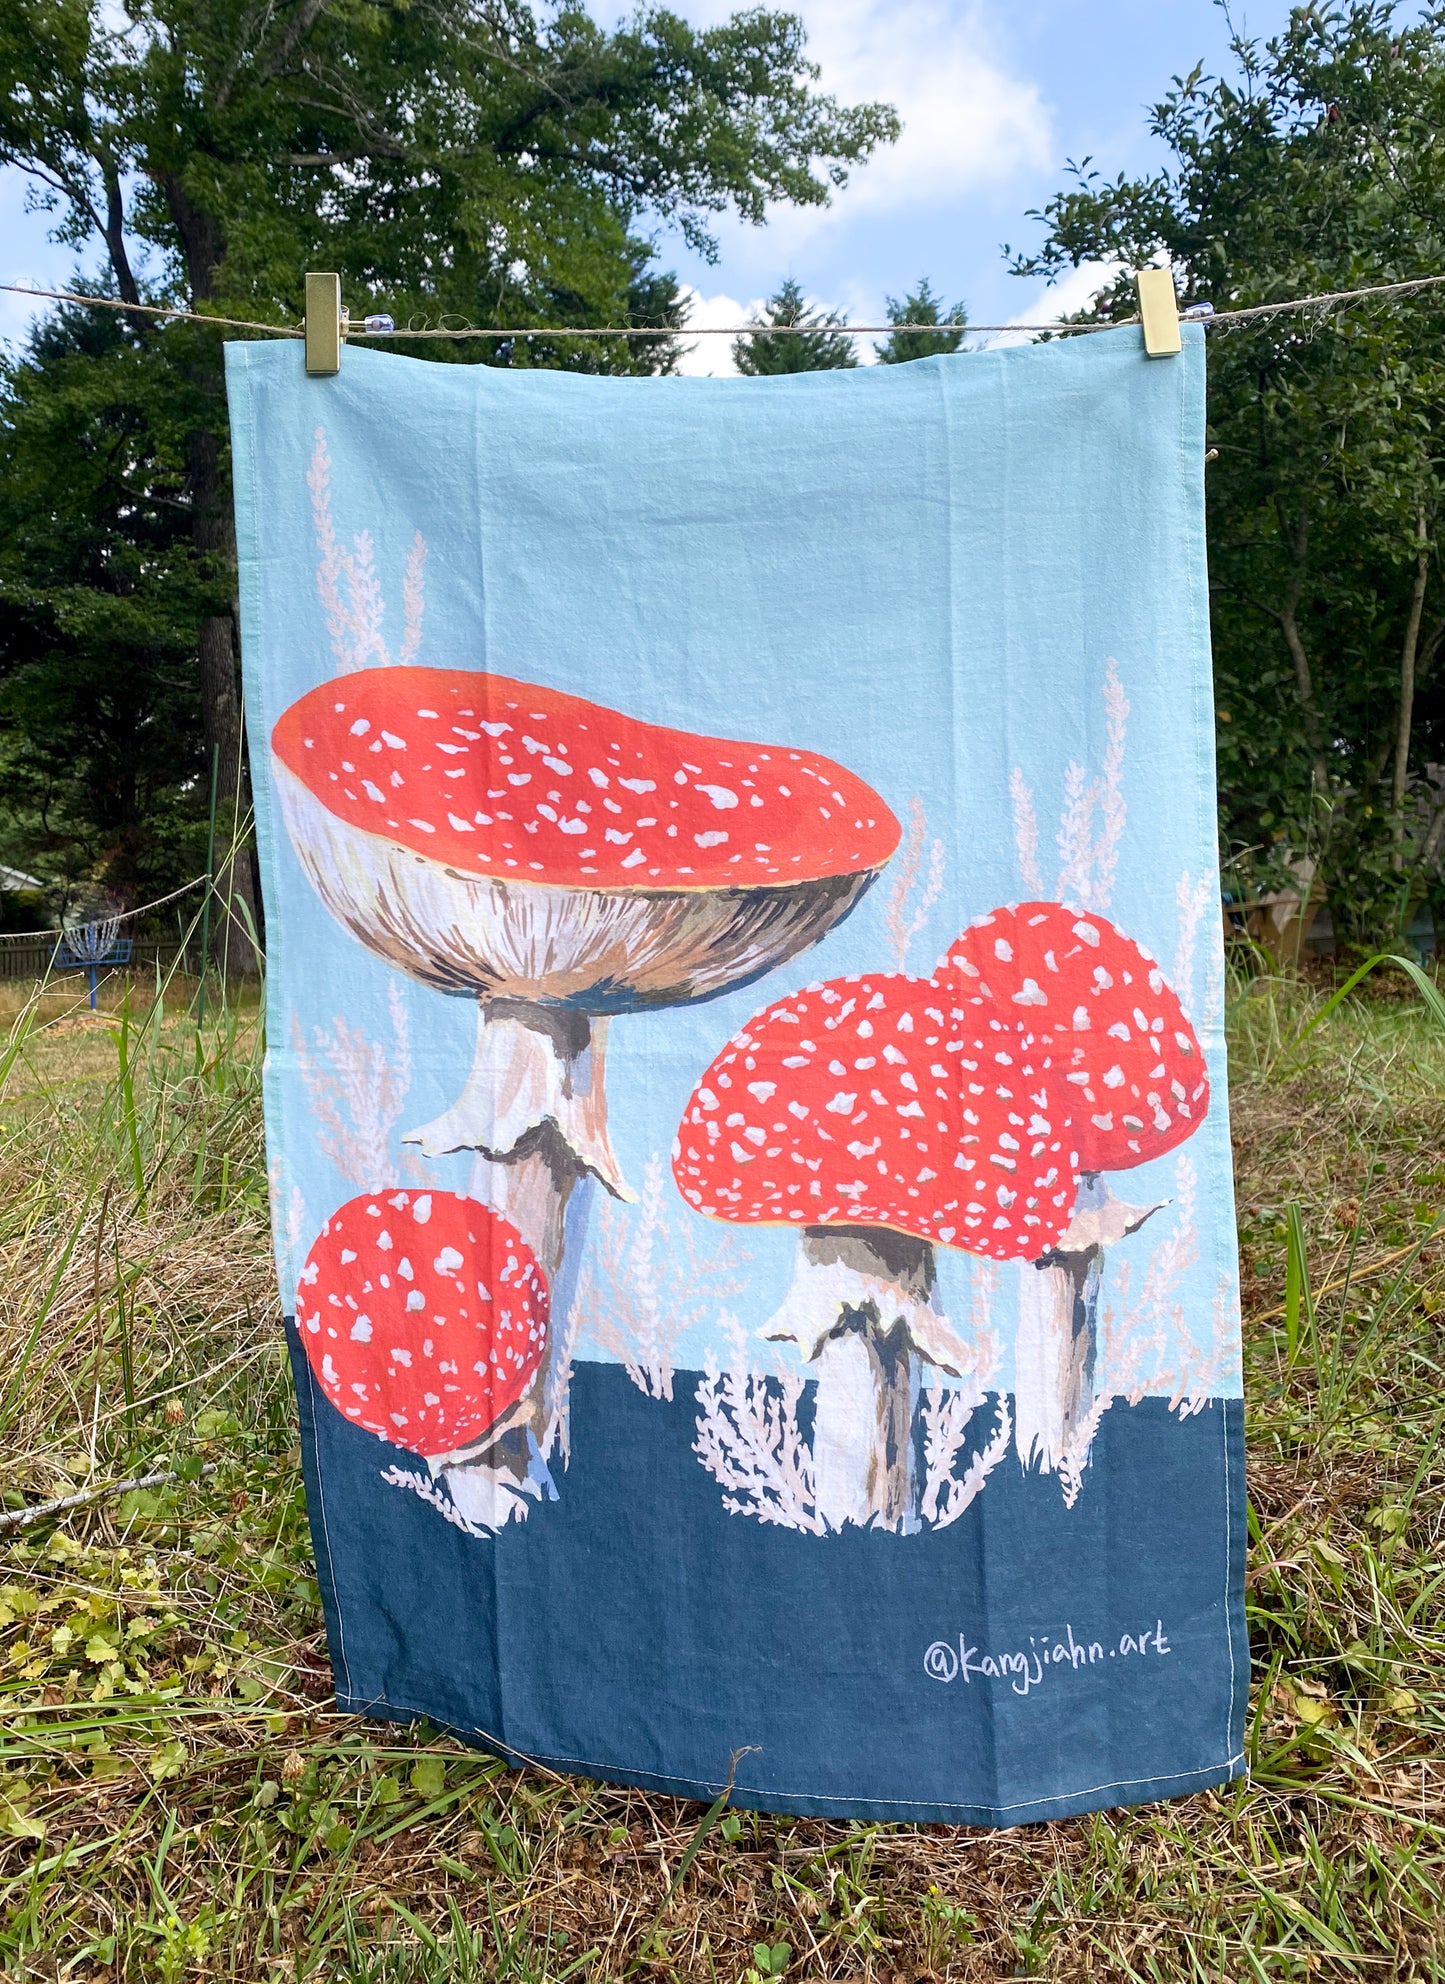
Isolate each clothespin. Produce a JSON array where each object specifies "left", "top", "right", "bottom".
[
  {"left": 1135, "top": 267, "right": 1182, "bottom": 358},
  {"left": 304, "top": 272, "right": 398, "bottom": 373},
  {"left": 305, "top": 272, "right": 341, "bottom": 375}
]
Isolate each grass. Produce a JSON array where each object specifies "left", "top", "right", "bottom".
[{"left": 0, "top": 966, "right": 1440, "bottom": 1981}]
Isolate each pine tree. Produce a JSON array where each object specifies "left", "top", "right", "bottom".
[
  {"left": 875, "top": 279, "right": 967, "bottom": 363},
  {"left": 732, "top": 279, "right": 858, "bottom": 374}
]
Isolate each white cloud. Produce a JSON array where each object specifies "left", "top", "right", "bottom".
[
  {"left": 800, "top": 0, "right": 1052, "bottom": 216},
  {"left": 0, "top": 274, "right": 54, "bottom": 351},
  {"left": 673, "top": 287, "right": 750, "bottom": 375},
  {"left": 674, "top": 284, "right": 886, "bottom": 374},
  {"left": 987, "top": 260, "right": 1122, "bottom": 346},
  {"left": 692, "top": 0, "right": 1051, "bottom": 268},
  {"left": 633, "top": 0, "right": 1051, "bottom": 217}
]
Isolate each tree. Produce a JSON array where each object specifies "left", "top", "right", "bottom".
[
  {"left": 0, "top": 304, "right": 210, "bottom": 917},
  {"left": 732, "top": 277, "right": 858, "bottom": 373},
  {"left": 1011, "top": 2, "right": 1445, "bottom": 950},
  {"left": 0, "top": 0, "right": 898, "bottom": 961},
  {"left": 875, "top": 277, "right": 967, "bottom": 363}
]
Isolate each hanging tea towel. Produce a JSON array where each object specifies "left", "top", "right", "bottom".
[{"left": 227, "top": 323, "right": 1246, "bottom": 1825}]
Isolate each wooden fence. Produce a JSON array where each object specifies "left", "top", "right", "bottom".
[{"left": 0, "top": 939, "right": 193, "bottom": 983}]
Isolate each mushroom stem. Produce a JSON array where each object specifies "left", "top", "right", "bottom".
[
  {"left": 403, "top": 1000, "right": 630, "bottom": 1201},
  {"left": 430, "top": 1390, "right": 559, "bottom": 1534},
  {"left": 1015, "top": 1175, "right": 1166, "bottom": 1483},
  {"left": 401, "top": 1002, "right": 633, "bottom": 1528},
  {"left": 764, "top": 1226, "right": 978, "bottom": 1534},
  {"left": 425, "top": 1133, "right": 585, "bottom": 1526},
  {"left": 465, "top": 1142, "right": 577, "bottom": 1284}
]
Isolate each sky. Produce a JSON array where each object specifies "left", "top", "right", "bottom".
[{"left": 0, "top": 0, "right": 1299, "bottom": 369}]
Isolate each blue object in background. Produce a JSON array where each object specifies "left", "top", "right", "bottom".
[{"left": 55, "top": 923, "right": 133, "bottom": 1009}]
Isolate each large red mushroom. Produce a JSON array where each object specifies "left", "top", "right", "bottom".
[
  {"left": 673, "top": 971, "right": 1078, "bottom": 1530},
  {"left": 938, "top": 902, "right": 1209, "bottom": 1483},
  {"left": 273, "top": 667, "right": 899, "bottom": 1507},
  {"left": 296, "top": 1188, "right": 552, "bottom": 1528}
]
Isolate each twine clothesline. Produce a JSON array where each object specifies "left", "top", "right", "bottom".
[
  {"left": 0, "top": 876, "right": 206, "bottom": 944},
  {"left": 6, "top": 269, "right": 1445, "bottom": 343}
]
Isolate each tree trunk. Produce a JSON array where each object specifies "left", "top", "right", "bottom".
[
  {"left": 167, "top": 180, "right": 262, "bottom": 977},
  {"left": 1262, "top": 505, "right": 1331, "bottom": 796},
  {"left": 1276, "top": 599, "right": 1331, "bottom": 797},
  {"left": 190, "top": 429, "right": 261, "bottom": 975},
  {"left": 1392, "top": 501, "right": 1430, "bottom": 872}
]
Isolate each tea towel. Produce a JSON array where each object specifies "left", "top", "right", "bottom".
[{"left": 227, "top": 322, "right": 1246, "bottom": 1824}]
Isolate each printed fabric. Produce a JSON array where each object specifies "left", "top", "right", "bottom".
[{"left": 226, "top": 323, "right": 1246, "bottom": 1824}]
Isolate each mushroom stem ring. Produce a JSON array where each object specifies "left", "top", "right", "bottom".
[
  {"left": 404, "top": 1000, "right": 632, "bottom": 1232},
  {"left": 764, "top": 1225, "right": 978, "bottom": 1533}
]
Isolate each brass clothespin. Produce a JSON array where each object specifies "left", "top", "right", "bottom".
[
  {"left": 1135, "top": 267, "right": 1182, "bottom": 357},
  {"left": 304, "top": 272, "right": 342, "bottom": 376}
]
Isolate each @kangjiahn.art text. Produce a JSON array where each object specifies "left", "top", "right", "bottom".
[{"left": 924, "top": 1621, "right": 1173, "bottom": 1697}]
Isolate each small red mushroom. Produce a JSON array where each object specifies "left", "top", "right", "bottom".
[
  {"left": 296, "top": 1188, "right": 548, "bottom": 1460},
  {"left": 939, "top": 902, "right": 1207, "bottom": 1171},
  {"left": 673, "top": 971, "right": 1078, "bottom": 1529},
  {"left": 937, "top": 902, "right": 1210, "bottom": 1490}
]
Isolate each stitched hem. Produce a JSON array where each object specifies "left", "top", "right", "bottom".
[{"left": 335, "top": 1688, "right": 1245, "bottom": 1825}]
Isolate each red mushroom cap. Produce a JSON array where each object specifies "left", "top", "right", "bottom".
[
  {"left": 672, "top": 973, "right": 1079, "bottom": 1262},
  {"left": 937, "top": 902, "right": 1208, "bottom": 1173},
  {"left": 272, "top": 667, "right": 900, "bottom": 892},
  {"left": 295, "top": 1189, "right": 549, "bottom": 1456}
]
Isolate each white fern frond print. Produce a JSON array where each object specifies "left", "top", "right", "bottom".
[
  {"left": 290, "top": 993, "right": 413, "bottom": 1192},
  {"left": 574, "top": 1157, "right": 751, "bottom": 1402},
  {"left": 883, "top": 796, "right": 946, "bottom": 970},
  {"left": 693, "top": 1319, "right": 824, "bottom": 1534},
  {"left": 309, "top": 427, "right": 428, "bottom": 673},
  {"left": 1011, "top": 657, "right": 1130, "bottom": 911}
]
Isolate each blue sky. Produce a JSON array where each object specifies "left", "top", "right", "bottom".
[{"left": 0, "top": 0, "right": 1297, "bottom": 366}]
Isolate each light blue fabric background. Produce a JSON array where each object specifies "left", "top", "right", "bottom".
[{"left": 227, "top": 324, "right": 1240, "bottom": 1403}]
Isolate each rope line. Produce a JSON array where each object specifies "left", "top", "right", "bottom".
[
  {"left": 0, "top": 876, "right": 206, "bottom": 944},
  {"left": 6, "top": 269, "right": 1445, "bottom": 343},
  {"left": 0, "top": 281, "right": 1100, "bottom": 337},
  {"left": 0, "top": 285, "right": 302, "bottom": 337}
]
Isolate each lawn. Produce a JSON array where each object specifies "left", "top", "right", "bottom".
[{"left": 0, "top": 968, "right": 1439, "bottom": 1981}]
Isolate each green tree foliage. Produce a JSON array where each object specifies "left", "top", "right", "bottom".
[
  {"left": 875, "top": 277, "right": 967, "bottom": 363},
  {"left": 0, "top": 305, "right": 210, "bottom": 910},
  {"left": 732, "top": 276, "right": 858, "bottom": 373},
  {"left": 0, "top": 0, "right": 897, "bottom": 945},
  {"left": 1013, "top": 1, "right": 1445, "bottom": 949}
]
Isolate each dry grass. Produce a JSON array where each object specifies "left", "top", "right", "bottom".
[{"left": 0, "top": 969, "right": 1439, "bottom": 1981}]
